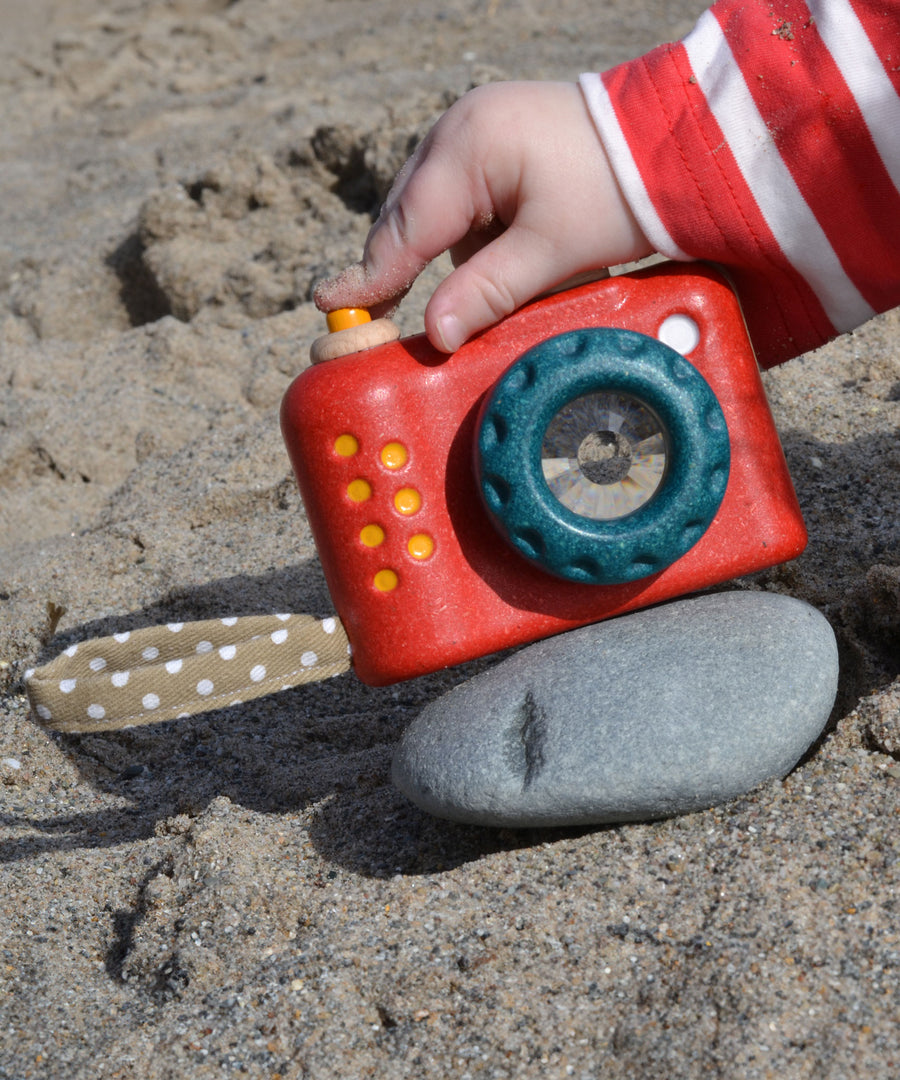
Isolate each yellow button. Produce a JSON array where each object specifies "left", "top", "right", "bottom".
[
  {"left": 394, "top": 487, "right": 421, "bottom": 515},
  {"left": 346, "top": 478, "right": 372, "bottom": 502},
  {"left": 380, "top": 442, "right": 408, "bottom": 469},
  {"left": 373, "top": 568, "right": 398, "bottom": 592},
  {"left": 334, "top": 433, "right": 359, "bottom": 457},
  {"left": 327, "top": 308, "right": 372, "bottom": 333},
  {"left": 408, "top": 534, "right": 434, "bottom": 560},
  {"left": 360, "top": 524, "right": 385, "bottom": 547}
]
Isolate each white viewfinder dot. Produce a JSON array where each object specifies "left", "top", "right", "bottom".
[{"left": 657, "top": 314, "right": 700, "bottom": 356}]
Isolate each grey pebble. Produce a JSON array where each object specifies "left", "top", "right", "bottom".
[{"left": 392, "top": 591, "right": 838, "bottom": 827}]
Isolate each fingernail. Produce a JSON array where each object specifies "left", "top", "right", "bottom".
[{"left": 436, "top": 314, "right": 464, "bottom": 353}]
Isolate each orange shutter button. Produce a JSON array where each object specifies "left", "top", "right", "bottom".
[{"left": 310, "top": 307, "right": 401, "bottom": 364}]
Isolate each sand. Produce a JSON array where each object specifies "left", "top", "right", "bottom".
[{"left": 1, "top": 1, "right": 898, "bottom": 1077}]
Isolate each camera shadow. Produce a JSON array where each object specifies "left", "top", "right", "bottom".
[
  {"left": 8, "top": 556, "right": 544, "bottom": 874},
  {"left": 7, "top": 426, "right": 898, "bottom": 877}
]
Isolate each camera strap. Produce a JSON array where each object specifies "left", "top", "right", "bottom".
[{"left": 25, "top": 614, "right": 351, "bottom": 734}]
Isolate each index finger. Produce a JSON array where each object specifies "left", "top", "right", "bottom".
[{"left": 315, "top": 113, "right": 486, "bottom": 313}]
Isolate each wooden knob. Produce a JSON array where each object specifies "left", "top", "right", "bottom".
[{"left": 310, "top": 311, "right": 401, "bottom": 364}]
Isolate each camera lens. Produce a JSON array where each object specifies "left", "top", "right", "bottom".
[
  {"left": 476, "top": 326, "right": 730, "bottom": 584},
  {"left": 541, "top": 392, "right": 667, "bottom": 520}
]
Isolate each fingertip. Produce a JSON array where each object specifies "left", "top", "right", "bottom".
[
  {"left": 312, "top": 261, "right": 409, "bottom": 321},
  {"left": 312, "top": 263, "right": 366, "bottom": 312},
  {"left": 312, "top": 282, "right": 334, "bottom": 313},
  {"left": 434, "top": 312, "right": 466, "bottom": 353},
  {"left": 425, "top": 253, "right": 519, "bottom": 353}
]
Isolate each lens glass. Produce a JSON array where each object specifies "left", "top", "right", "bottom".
[{"left": 541, "top": 392, "right": 668, "bottom": 520}]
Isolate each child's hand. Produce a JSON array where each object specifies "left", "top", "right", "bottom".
[{"left": 314, "top": 81, "right": 651, "bottom": 353}]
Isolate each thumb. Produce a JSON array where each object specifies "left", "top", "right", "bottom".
[{"left": 423, "top": 220, "right": 585, "bottom": 352}]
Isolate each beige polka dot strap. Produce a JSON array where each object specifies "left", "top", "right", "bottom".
[{"left": 25, "top": 614, "right": 351, "bottom": 733}]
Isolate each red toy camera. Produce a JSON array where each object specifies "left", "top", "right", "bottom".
[{"left": 281, "top": 263, "right": 806, "bottom": 685}]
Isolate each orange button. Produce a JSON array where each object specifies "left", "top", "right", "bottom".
[
  {"left": 326, "top": 308, "right": 372, "bottom": 333},
  {"left": 380, "top": 442, "right": 408, "bottom": 470},
  {"left": 334, "top": 433, "right": 359, "bottom": 457},
  {"left": 373, "top": 568, "right": 398, "bottom": 592},
  {"left": 408, "top": 534, "right": 434, "bottom": 560},
  {"left": 394, "top": 487, "right": 421, "bottom": 515},
  {"left": 360, "top": 524, "right": 385, "bottom": 547},
  {"left": 347, "top": 478, "right": 372, "bottom": 502}
]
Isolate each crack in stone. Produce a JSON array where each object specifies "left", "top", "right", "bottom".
[{"left": 518, "top": 690, "right": 548, "bottom": 791}]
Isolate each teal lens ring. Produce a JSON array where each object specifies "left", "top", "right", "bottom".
[{"left": 476, "top": 327, "right": 731, "bottom": 584}]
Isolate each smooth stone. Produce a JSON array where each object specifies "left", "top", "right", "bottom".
[{"left": 391, "top": 591, "right": 838, "bottom": 828}]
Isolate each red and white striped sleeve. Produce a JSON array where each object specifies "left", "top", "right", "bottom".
[{"left": 580, "top": 0, "right": 900, "bottom": 367}]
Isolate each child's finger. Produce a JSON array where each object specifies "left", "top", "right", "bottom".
[
  {"left": 370, "top": 157, "right": 486, "bottom": 294},
  {"left": 315, "top": 133, "right": 484, "bottom": 314},
  {"left": 423, "top": 221, "right": 574, "bottom": 352}
]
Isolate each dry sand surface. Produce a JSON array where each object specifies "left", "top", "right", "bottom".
[{"left": 1, "top": 1, "right": 899, "bottom": 1077}]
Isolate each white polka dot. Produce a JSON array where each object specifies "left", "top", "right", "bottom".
[
  {"left": 322, "top": 618, "right": 336, "bottom": 634},
  {"left": 221, "top": 617, "right": 238, "bottom": 627},
  {"left": 59, "top": 678, "right": 77, "bottom": 694},
  {"left": 87, "top": 704, "right": 106, "bottom": 720},
  {"left": 64, "top": 644, "right": 79, "bottom": 657},
  {"left": 218, "top": 644, "right": 236, "bottom": 660},
  {"left": 271, "top": 629, "right": 288, "bottom": 645},
  {"left": 250, "top": 664, "right": 266, "bottom": 683},
  {"left": 196, "top": 640, "right": 213, "bottom": 654},
  {"left": 276, "top": 613, "right": 291, "bottom": 621},
  {"left": 197, "top": 679, "right": 214, "bottom": 696},
  {"left": 24, "top": 668, "right": 35, "bottom": 681},
  {"left": 36, "top": 704, "right": 52, "bottom": 721},
  {"left": 230, "top": 699, "right": 243, "bottom": 707},
  {"left": 143, "top": 693, "right": 160, "bottom": 710},
  {"left": 165, "top": 659, "right": 183, "bottom": 674},
  {"left": 111, "top": 670, "right": 130, "bottom": 688},
  {"left": 300, "top": 651, "right": 318, "bottom": 667},
  {"left": 142, "top": 646, "right": 159, "bottom": 662},
  {"left": 176, "top": 712, "right": 190, "bottom": 719},
  {"left": 89, "top": 657, "right": 107, "bottom": 672},
  {"left": 113, "top": 631, "right": 131, "bottom": 644},
  {"left": 167, "top": 622, "right": 184, "bottom": 633}
]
